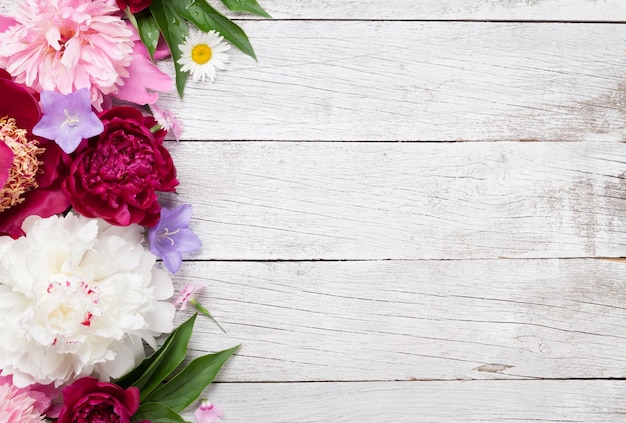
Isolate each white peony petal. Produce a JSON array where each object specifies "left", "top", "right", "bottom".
[{"left": 0, "top": 213, "right": 175, "bottom": 387}]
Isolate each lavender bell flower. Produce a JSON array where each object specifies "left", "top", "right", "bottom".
[
  {"left": 32, "top": 88, "right": 104, "bottom": 154},
  {"left": 148, "top": 204, "right": 202, "bottom": 273}
]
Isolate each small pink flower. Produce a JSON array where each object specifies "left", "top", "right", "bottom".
[
  {"left": 194, "top": 399, "right": 223, "bottom": 423},
  {"left": 175, "top": 284, "right": 202, "bottom": 310},
  {"left": 151, "top": 103, "right": 184, "bottom": 142}
]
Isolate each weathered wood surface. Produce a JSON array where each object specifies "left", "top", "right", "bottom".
[
  {"left": 2, "top": 0, "right": 626, "bottom": 21},
  {"left": 164, "top": 141, "right": 626, "bottom": 260},
  {"left": 0, "top": 0, "right": 623, "bottom": 421},
  {"left": 158, "top": 21, "right": 626, "bottom": 142},
  {"left": 180, "top": 380, "right": 626, "bottom": 422},
  {"left": 175, "top": 259, "right": 626, "bottom": 382},
  {"left": 229, "top": 0, "right": 626, "bottom": 21}
]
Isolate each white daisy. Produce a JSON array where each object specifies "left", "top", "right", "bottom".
[{"left": 178, "top": 29, "right": 231, "bottom": 82}]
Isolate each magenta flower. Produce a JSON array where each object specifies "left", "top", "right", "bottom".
[
  {"left": 148, "top": 204, "right": 202, "bottom": 274},
  {"left": 32, "top": 89, "right": 104, "bottom": 154},
  {"left": 57, "top": 377, "right": 147, "bottom": 423},
  {"left": 194, "top": 399, "right": 223, "bottom": 423}
]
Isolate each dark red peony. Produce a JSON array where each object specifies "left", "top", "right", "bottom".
[
  {"left": 57, "top": 377, "right": 148, "bottom": 423},
  {"left": 63, "top": 106, "right": 178, "bottom": 227},
  {"left": 0, "top": 69, "right": 71, "bottom": 238},
  {"left": 116, "top": 0, "right": 152, "bottom": 13}
]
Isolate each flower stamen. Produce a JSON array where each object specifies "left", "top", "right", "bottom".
[
  {"left": 191, "top": 44, "right": 212, "bottom": 64},
  {"left": 61, "top": 109, "right": 80, "bottom": 128},
  {"left": 0, "top": 116, "right": 44, "bottom": 212},
  {"left": 157, "top": 227, "right": 180, "bottom": 246}
]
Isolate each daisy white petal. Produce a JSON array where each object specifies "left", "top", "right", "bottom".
[{"left": 178, "top": 29, "right": 231, "bottom": 82}]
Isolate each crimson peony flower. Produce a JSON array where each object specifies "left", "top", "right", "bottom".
[
  {"left": 63, "top": 106, "right": 178, "bottom": 227},
  {"left": 0, "top": 69, "right": 71, "bottom": 238},
  {"left": 116, "top": 0, "right": 153, "bottom": 13},
  {"left": 57, "top": 377, "right": 148, "bottom": 423}
]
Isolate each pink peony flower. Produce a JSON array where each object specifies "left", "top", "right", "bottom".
[
  {"left": 63, "top": 106, "right": 178, "bottom": 227},
  {"left": 0, "top": 0, "right": 134, "bottom": 110},
  {"left": 0, "top": 375, "right": 51, "bottom": 423},
  {"left": 57, "top": 377, "right": 148, "bottom": 423}
]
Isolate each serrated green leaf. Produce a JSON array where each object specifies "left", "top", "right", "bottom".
[
  {"left": 132, "top": 402, "right": 188, "bottom": 423},
  {"left": 221, "top": 0, "right": 271, "bottom": 18},
  {"left": 149, "top": 0, "right": 190, "bottom": 96},
  {"left": 145, "top": 344, "right": 241, "bottom": 412},
  {"left": 174, "top": 0, "right": 257, "bottom": 60},
  {"left": 116, "top": 314, "right": 197, "bottom": 397},
  {"left": 136, "top": 10, "right": 161, "bottom": 59}
]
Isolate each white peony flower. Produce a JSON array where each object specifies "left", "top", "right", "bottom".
[{"left": 0, "top": 213, "right": 175, "bottom": 388}]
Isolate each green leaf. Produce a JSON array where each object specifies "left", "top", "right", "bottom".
[
  {"left": 136, "top": 9, "right": 161, "bottom": 59},
  {"left": 145, "top": 344, "right": 241, "bottom": 412},
  {"left": 149, "top": 0, "right": 190, "bottom": 97},
  {"left": 116, "top": 314, "right": 197, "bottom": 398},
  {"left": 132, "top": 402, "right": 189, "bottom": 423},
  {"left": 220, "top": 0, "right": 271, "bottom": 18},
  {"left": 173, "top": 0, "right": 257, "bottom": 60}
]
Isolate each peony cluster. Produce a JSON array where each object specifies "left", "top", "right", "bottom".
[
  {"left": 0, "top": 213, "right": 175, "bottom": 387},
  {"left": 0, "top": 0, "right": 253, "bottom": 419}
]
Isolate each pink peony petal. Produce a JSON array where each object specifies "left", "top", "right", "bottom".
[
  {"left": 113, "top": 23, "right": 172, "bottom": 105},
  {"left": 0, "top": 15, "right": 16, "bottom": 32}
]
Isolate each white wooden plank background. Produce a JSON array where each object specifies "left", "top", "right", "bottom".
[
  {"left": 0, "top": 0, "right": 625, "bottom": 421},
  {"left": 163, "top": 142, "right": 626, "bottom": 260},
  {"left": 229, "top": 0, "right": 626, "bottom": 21},
  {"left": 158, "top": 21, "right": 626, "bottom": 142},
  {"left": 189, "top": 381, "right": 626, "bottom": 422},
  {"left": 176, "top": 259, "right": 626, "bottom": 382}
]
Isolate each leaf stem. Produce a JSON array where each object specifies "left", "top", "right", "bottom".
[{"left": 190, "top": 298, "right": 227, "bottom": 333}]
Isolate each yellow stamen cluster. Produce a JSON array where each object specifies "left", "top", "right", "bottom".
[
  {"left": 0, "top": 117, "right": 44, "bottom": 212},
  {"left": 191, "top": 44, "right": 212, "bottom": 64}
]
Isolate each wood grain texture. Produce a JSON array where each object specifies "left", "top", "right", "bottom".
[
  {"left": 229, "top": 0, "right": 626, "bottom": 21},
  {"left": 0, "top": 1, "right": 623, "bottom": 421},
  {"left": 163, "top": 141, "right": 626, "bottom": 260},
  {"left": 155, "top": 21, "right": 626, "bottom": 142},
  {"left": 173, "top": 259, "right": 626, "bottom": 382},
  {"left": 0, "top": 3, "right": 623, "bottom": 142},
  {"left": 180, "top": 380, "right": 626, "bottom": 422},
  {"left": 1, "top": 0, "right": 625, "bottom": 21}
]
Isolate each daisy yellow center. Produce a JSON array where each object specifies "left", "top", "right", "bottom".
[
  {"left": 191, "top": 44, "right": 212, "bottom": 64},
  {"left": 0, "top": 117, "right": 44, "bottom": 212}
]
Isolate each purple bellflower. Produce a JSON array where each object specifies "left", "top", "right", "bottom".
[
  {"left": 32, "top": 88, "right": 104, "bottom": 154},
  {"left": 148, "top": 204, "right": 202, "bottom": 274}
]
